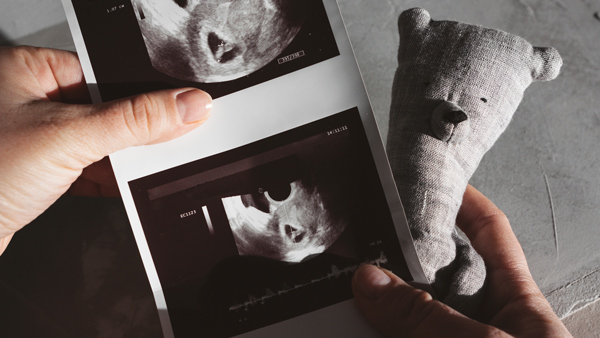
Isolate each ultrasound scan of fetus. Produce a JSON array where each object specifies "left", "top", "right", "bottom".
[
  {"left": 222, "top": 177, "right": 347, "bottom": 263},
  {"left": 131, "top": 0, "right": 307, "bottom": 83}
]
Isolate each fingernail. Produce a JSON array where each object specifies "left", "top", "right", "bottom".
[
  {"left": 354, "top": 265, "right": 392, "bottom": 301},
  {"left": 176, "top": 89, "right": 213, "bottom": 124}
]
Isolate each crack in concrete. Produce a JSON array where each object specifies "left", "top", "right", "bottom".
[
  {"left": 542, "top": 166, "right": 559, "bottom": 260},
  {"left": 563, "top": 295, "right": 600, "bottom": 318},
  {"left": 545, "top": 266, "right": 600, "bottom": 298},
  {"left": 515, "top": 0, "right": 538, "bottom": 20},
  {"left": 579, "top": 0, "right": 594, "bottom": 8},
  {"left": 550, "top": 0, "right": 568, "bottom": 10}
]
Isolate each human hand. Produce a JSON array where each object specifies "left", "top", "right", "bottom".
[
  {"left": 0, "top": 46, "right": 212, "bottom": 255},
  {"left": 352, "top": 184, "right": 572, "bottom": 337}
]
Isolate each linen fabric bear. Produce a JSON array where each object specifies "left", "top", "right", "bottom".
[{"left": 387, "top": 8, "right": 562, "bottom": 315}]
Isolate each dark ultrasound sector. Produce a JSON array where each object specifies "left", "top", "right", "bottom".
[
  {"left": 131, "top": 0, "right": 308, "bottom": 83},
  {"left": 223, "top": 176, "right": 348, "bottom": 263},
  {"left": 220, "top": 153, "right": 350, "bottom": 264}
]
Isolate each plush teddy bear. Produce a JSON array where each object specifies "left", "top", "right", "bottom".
[{"left": 387, "top": 8, "right": 562, "bottom": 315}]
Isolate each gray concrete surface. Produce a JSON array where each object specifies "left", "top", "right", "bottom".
[
  {"left": 0, "top": 0, "right": 599, "bottom": 336},
  {"left": 0, "top": 0, "right": 66, "bottom": 44}
]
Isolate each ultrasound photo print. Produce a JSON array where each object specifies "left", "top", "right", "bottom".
[
  {"left": 127, "top": 108, "right": 412, "bottom": 337},
  {"left": 132, "top": 0, "right": 307, "bottom": 83}
]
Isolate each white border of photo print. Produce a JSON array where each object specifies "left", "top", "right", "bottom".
[{"left": 61, "top": 0, "right": 430, "bottom": 337}]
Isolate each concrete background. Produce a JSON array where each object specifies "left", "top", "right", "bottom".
[
  {"left": 0, "top": 0, "right": 67, "bottom": 44},
  {"left": 1, "top": 0, "right": 599, "bottom": 336}
]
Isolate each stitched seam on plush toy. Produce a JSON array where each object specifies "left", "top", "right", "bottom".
[{"left": 448, "top": 124, "right": 456, "bottom": 143}]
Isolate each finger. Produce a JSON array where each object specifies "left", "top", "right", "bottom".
[
  {"left": 456, "top": 186, "right": 573, "bottom": 338},
  {"left": 43, "top": 87, "right": 213, "bottom": 166},
  {"left": 69, "top": 177, "right": 120, "bottom": 198},
  {"left": 33, "top": 47, "right": 90, "bottom": 102},
  {"left": 456, "top": 185, "right": 528, "bottom": 273},
  {"left": 79, "top": 157, "right": 117, "bottom": 189},
  {"left": 0, "top": 233, "right": 14, "bottom": 256},
  {"left": 352, "top": 265, "right": 510, "bottom": 338},
  {"left": 456, "top": 185, "right": 545, "bottom": 321},
  {"left": 0, "top": 46, "right": 90, "bottom": 103},
  {"left": 70, "top": 158, "right": 119, "bottom": 197}
]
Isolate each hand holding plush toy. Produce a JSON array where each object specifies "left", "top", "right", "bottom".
[{"left": 386, "top": 8, "right": 562, "bottom": 315}]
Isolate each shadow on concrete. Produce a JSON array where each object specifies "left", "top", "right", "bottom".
[
  {"left": 1, "top": 22, "right": 75, "bottom": 51},
  {"left": 0, "top": 29, "right": 15, "bottom": 46}
]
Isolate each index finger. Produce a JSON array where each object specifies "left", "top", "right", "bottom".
[
  {"left": 456, "top": 184, "right": 529, "bottom": 274},
  {"left": 455, "top": 184, "right": 553, "bottom": 323},
  {"left": 0, "top": 46, "right": 90, "bottom": 103},
  {"left": 44, "top": 48, "right": 91, "bottom": 103}
]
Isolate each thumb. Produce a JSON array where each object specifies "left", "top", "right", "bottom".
[
  {"left": 352, "top": 265, "right": 509, "bottom": 338},
  {"left": 68, "top": 87, "right": 212, "bottom": 164}
]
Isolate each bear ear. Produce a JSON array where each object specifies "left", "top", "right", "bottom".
[
  {"left": 531, "top": 47, "right": 563, "bottom": 81},
  {"left": 398, "top": 8, "right": 431, "bottom": 33}
]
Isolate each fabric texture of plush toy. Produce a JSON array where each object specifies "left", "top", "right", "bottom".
[{"left": 387, "top": 8, "right": 562, "bottom": 315}]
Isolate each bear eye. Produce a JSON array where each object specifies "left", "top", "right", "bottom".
[{"left": 481, "top": 98, "right": 488, "bottom": 103}]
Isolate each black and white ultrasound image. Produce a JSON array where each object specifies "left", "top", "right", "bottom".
[
  {"left": 221, "top": 157, "right": 350, "bottom": 263},
  {"left": 132, "top": 0, "right": 308, "bottom": 83},
  {"left": 129, "top": 108, "right": 412, "bottom": 337},
  {"left": 71, "top": 0, "right": 339, "bottom": 99}
]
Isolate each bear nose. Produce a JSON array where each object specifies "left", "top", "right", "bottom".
[
  {"left": 431, "top": 101, "right": 471, "bottom": 144},
  {"left": 443, "top": 110, "right": 468, "bottom": 125}
]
